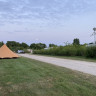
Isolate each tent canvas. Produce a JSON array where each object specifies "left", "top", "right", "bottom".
[{"left": 0, "top": 44, "right": 19, "bottom": 58}]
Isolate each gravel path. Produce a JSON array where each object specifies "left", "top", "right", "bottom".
[{"left": 19, "top": 54, "right": 96, "bottom": 76}]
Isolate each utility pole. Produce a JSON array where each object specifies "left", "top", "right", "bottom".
[{"left": 92, "top": 27, "right": 96, "bottom": 44}]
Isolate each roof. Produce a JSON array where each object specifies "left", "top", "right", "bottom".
[{"left": 0, "top": 44, "right": 19, "bottom": 58}]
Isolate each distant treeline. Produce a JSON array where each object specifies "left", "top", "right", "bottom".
[
  {"left": 0, "top": 41, "right": 60, "bottom": 50},
  {"left": 0, "top": 38, "right": 81, "bottom": 52},
  {"left": 0, "top": 41, "right": 47, "bottom": 52}
]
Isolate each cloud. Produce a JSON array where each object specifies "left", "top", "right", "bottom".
[
  {"left": 0, "top": 0, "right": 95, "bottom": 45},
  {"left": 0, "top": 0, "right": 96, "bottom": 28}
]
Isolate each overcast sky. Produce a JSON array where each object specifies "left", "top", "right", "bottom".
[{"left": 0, "top": 0, "right": 96, "bottom": 45}]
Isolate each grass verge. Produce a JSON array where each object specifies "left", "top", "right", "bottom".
[{"left": 0, "top": 57, "right": 96, "bottom": 96}]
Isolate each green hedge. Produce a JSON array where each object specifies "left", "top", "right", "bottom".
[
  {"left": 33, "top": 45, "right": 96, "bottom": 58},
  {"left": 85, "top": 46, "right": 96, "bottom": 58}
]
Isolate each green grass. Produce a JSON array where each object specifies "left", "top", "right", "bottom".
[{"left": 0, "top": 57, "right": 96, "bottom": 96}]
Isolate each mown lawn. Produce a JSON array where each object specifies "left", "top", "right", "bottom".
[{"left": 0, "top": 57, "right": 96, "bottom": 96}]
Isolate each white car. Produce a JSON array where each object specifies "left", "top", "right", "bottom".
[{"left": 17, "top": 50, "right": 25, "bottom": 54}]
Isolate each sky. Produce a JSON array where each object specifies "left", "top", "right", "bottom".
[{"left": 0, "top": 0, "right": 96, "bottom": 45}]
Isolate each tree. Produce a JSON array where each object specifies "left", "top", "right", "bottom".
[
  {"left": 6, "top": 41, "right": 20, "bottom": 48},
  {"left": 30, "top": 43, "right": 46, "bottom": 50},
  {"left": 30, "top": 43, "right": 36, "bottom": 49},
  {"left": 6, "top": 41, "right": 21, "bottom": 52},
  {"left": 73, "top": 38, "right": 80, "bottom": 45},
  {"left": 21, "top": 42, "right": 29, "bottom": 49},
  {"left": 49, "top": 44, "right": 57, "bottom": 47},
  {"left": 38, "top": 43, "right": 46, "bottom": 49},
  {"left": 0, "top": 41, "right": 4, "bottom": 47}
]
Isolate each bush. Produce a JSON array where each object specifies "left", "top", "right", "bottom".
[
  {"left": 33, "top": 45, "right": 96, "bottom": 58},
  {"left": 33, "top": 45, "right": 86, "bottom": 57},
  {"left": 86, "top": 46, "right": 96, "bottom": 58},
  {"left": 23, "top": 49, "right": 30, "bottom": 53}
]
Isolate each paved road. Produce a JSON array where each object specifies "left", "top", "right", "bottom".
[{"left": 19, "top": 54, "right": 96, "bottom": 76}]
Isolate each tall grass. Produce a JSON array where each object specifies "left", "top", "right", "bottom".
[{"left": 33, "top": 45, "right": 96, "bottom": 58}]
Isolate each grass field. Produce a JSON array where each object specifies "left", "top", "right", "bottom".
[{"left": 0, "top": 57, "right": 96, "bottom": 96}]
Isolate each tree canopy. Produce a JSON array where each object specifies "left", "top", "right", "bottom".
[
  {"left": 30, "top": 43, "right": 46, "bottom": 50},
  {"left": 49, "top": 44, "right": 57, "bottom": 47},
  {"left": 6, "top": 41, "right": 29, "bottom": 52},
  {"left": 0, "top": 41, "right": 4, "bottom": 47},
  {"left": 73, "top": 38, "right": 80, "bottom": 45}
]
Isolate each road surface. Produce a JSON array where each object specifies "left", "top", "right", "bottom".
[{"left": 19, "top": 54, "right": 96, "bottom": 76}]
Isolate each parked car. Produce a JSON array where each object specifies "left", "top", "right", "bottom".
[{"left": 17, "top": 50, "right": 25, "bottom": 54}]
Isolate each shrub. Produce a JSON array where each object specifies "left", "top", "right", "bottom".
[
  {"left": 86, "top": 46, "right": 96, "bottom": 58},
  {"left": 23, "top": 49, "right": 30, "bottom": 53},
  {"left": 33, "top": 45, "right": 86, "bottom": 57}
]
